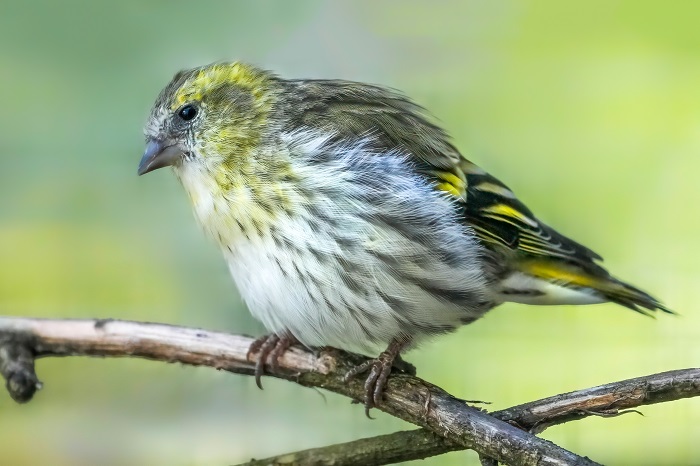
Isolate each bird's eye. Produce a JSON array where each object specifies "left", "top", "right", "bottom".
[{"left": 178, "top": 105, "right": 198, "bottom": 121}]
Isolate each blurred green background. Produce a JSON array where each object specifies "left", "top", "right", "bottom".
[{"left": 1, "top": 1, "right": 698, "bottom": 464}]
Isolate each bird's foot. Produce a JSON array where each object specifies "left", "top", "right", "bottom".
[
  {"left": 247, "top": 333, "right": 298, "bottom": 389},
  {"left": 343, "top": 338, "right": 410, "bottom": 417}
]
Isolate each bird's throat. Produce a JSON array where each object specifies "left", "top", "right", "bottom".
[{"left": 173, "top": 157, "right": 298, "bottom": 250}]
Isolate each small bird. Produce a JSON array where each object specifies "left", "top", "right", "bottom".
[{"left": 139, "top": 62, "right": 671, "bottom": 412}]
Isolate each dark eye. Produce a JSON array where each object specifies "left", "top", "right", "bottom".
[{"left": 178, "top": 105, "right": 197, "bottom": 121}]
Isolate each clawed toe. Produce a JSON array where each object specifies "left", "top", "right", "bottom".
[
  {"left": 247, "top": 333, "right": 297, "bottom": 389},
  {"left": 342, "top": 338, "right": 410, "bottom": 417}
]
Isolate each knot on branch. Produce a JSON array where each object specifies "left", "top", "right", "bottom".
[{"left": 0, "top": 341, "right": 42, "bottom": 403}]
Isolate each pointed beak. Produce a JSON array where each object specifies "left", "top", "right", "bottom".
[{"left": 138, "top": 139, "right": 183, "bottom": 175}]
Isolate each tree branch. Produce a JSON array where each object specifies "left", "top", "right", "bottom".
[
  {"left": 494, "top": 367, "right": 700, "bottom": 432},
  {"left": 8, "top": 319, "right": 695, "bottom": 466},
  {"left": 242, "top": 367, "right": 700, "bottom": 465},
  {"left": 239, "top": 428, "right": 458, "bottom": 466},
  {"left": 0, "top": 317, "right": 599, "bottom": 465}
]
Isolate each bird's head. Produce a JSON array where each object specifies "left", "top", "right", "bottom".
[{"left": 139, "top": 62, "right": 278, "bottom": 176}]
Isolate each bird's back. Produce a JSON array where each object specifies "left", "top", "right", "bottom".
[{"left": 278, "top": 77, "right": 671, "bottom": 315}]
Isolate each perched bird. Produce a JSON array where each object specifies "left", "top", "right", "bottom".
[{"left": 139, "top": 62, "right": 671, "bottom": 412}]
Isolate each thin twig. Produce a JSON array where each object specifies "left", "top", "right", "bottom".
[{"left": 0, "top": 317, "right": 596, "bottom": 466}]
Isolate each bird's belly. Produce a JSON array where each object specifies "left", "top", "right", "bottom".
[{"left": 222, "top": 216, "right": 490, "bottom": 354}]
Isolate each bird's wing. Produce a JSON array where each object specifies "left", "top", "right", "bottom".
[
  {"left": 457, "top": 158, "right": 603, "bottom": 267},
  {"left": 288, "top": 79, "right": 600, "bottom": 267},
  {"left": 286, "top": 79, "right": 670, "bottom": 314}
]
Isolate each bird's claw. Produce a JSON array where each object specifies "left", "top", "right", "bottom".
[
  {"left": 247, "top": 333, "right": 297, "bottom": 389},
  {"left": 343, "top": 339, "right": 409, "bottom": 418}
]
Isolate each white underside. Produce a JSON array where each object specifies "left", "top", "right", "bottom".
[{"left": 498, "top": 272, "right": 605, "bottom": 306}]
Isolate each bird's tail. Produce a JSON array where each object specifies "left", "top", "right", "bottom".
[{"left": 497, "top": 259, "right": 674, "bottom": 316}]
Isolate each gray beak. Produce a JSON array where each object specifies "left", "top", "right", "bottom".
[{"left": 138, "top": 139, "right": 183, "bottom": 175}]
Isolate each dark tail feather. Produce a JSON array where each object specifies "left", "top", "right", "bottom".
[{"left": 600, "top": 278, "right": 675, "bottom": 317}]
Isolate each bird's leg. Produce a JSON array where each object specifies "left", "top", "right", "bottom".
[
  {"left": 247, "top": 333, "right": 298, "bottom": 389},
  {"left": 343, "top": 338, "right": 411, "bottom": 416}
]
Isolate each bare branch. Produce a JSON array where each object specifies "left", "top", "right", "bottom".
[
  {"left": 0, "top": 317, "right": 597, "bottom": 466},
  {"left": 250, "top": 368, "right": 700, "bottom": 465},
  {"left": 238, "top": 429, "right": 458, "bottom": 466},
  {"left": 11, "top": 317, "right": 695, "bottom": 465},
  {"left": 494, "top": 367, "right": 700, "bottom": 433}
]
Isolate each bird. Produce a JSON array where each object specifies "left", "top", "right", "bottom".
[{"left": 139, "top": 61, "right": 672, "bottom": 413}]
